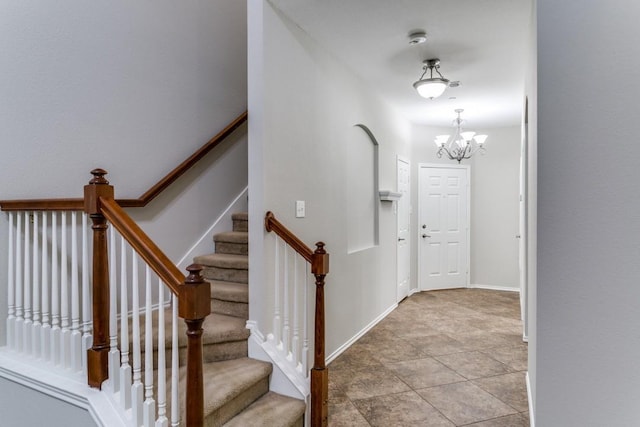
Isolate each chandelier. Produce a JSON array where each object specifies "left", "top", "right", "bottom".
[
  {"left": 435, "top": 109, "right": 487, "bottom": 163},
  {"left": 413, "top": 58, "right": 450, "bottom": 99}
]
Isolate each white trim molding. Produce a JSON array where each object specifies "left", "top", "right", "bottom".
[
  {"left": 526, "top": 371, "right": 535, "bottom": 427},
  {"left": 326, "top": 302, "right": 397, "bottom": 364},
  {"left": 0, "top": 349, "right": 126, "bottom": 427},
  {"left": 470, "top": 283, "right": 521, "bottom": 293},
  {"left": 177, "top": 186, "right": 248, "bottom": 270},
  {"left": 246, "top": 321, "right": 307, "bottom": 401}
]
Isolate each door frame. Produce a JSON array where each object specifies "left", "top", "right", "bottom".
[
  {"left": 417, "top": 163, "right": 471, "bottom": 291},
  {"left": 396, "top": 155, "right": 411, "bottom": 302}
]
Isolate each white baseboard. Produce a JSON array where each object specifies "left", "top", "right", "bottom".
[
  {"left": 470, "top": 283, "right": 520, "bottom": 293},
  {"left": 408, "top": 287, "right": 420, "bottom": 297},
  {"left": 526, "top": 371, "right": 535, "bottom": 427},
  {"left": 326, "top": 302, "right": 397, "bottom": 365},
  {"left": 0, "top": 349, "right": 126, "bottom": 427}
]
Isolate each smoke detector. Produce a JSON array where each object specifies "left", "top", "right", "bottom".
[{"left": 408, "top": 31, "right": 427, "bottom": 45}]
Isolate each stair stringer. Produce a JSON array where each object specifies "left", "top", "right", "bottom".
[
  {"left": 177, "top": 186, "right": 248, "bottom": 271},
  {"left": 245, "top": 321, "right": 309, "bottom": 404}
]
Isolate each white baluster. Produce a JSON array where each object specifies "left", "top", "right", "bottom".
[
  {"left": 32, "top": 211, "right": 41, "bottom": 358},
  {"left": 143, "top": 266, "right": 156, "bottom": 427},
  {"left": 60, "top": 212, "right": 70, "bottom": 367},
  {"left": 302, "top": 266, "right": 309, "bottom": 374},
  {"left": 272, "top": 237, "right": 281, "bottom": 344},
  {"left": 7, "top": 212, "right": 15, "bottom": 349},
  {"left": 70, "top": 211, "right": 82, "bottom": 371},
  {"left": 156, "top": 280, "right": 168, "bottom": 427},
  {"left": 292, "top": 255, "right": 300, "bottom": 366},
  {"left": 81, "top": 213, "right": 92, "bottom": 376},
  {"left": 131, "top": 253, "right": 144, "bottom": 427},
  {"left": 23, "top": 212, "right": 32, "bottom": 354},
  {"left": 41, "top": 212, "right": 50, "bottom": 360},
  {"left": 108, "top": 225, "right": 120, "bottom": 392},
  {"left": 120, "top": 237, "right": 132, "bottom": 409},
  {"left": 170, "top": 294, "right": 179, "bottom": 427},
  {"left": 283, "top": 244, "right": 290, "bottom": 356},
  {"left": 15, "top": 211, "right": 23, "bottom": 353},
  {"left": 51, "top": 211, "right": 60, "bottom": 365}
]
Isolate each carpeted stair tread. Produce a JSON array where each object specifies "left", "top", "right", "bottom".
[
  {"left": 214, "top": 231, "right": 248, "bottom": 244},
  {"left": 211, "top": 280, "right": 248, "bottom": 303},
  {"left": 231, "top": 212, "right": 248, "bottom": 221},
  {"left": 136, "top": 311, "right": 249, "bottom": 353},
  {"left": 232, "top": 213, "right": 248, "bottom": 232},
  {"left": 195, "top": 253, "right": 248, "bottom": 270},
  {"left": 192, "top": 358, "right": 272, "bottom": 427},
  {"left": 223, "top": 392, "right": 306, "bottom": 427}
]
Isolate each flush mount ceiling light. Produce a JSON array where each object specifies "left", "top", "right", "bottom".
[
  {"left": 408, "top": 31, "right": 427, "bottom": 45},
  {"left": 413, "top": 58, "right": 450, "bottom": 99},
  {"left": 434, "top": 109, "right": 488, "bottom": 163}
]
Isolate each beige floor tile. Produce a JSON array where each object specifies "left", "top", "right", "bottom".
[
  {"left": 327, "top": 289, "right": 529, "bottom": 426},
  {"left": 481, "top": 344, "right": 528, "bottom": 371},
  {"left": 473, "top": 372, "right": 529, "bottom": 412},
  {"left": 328, "top": 401, "right": 371, "bottom": 427},
  {"left": 436, "top": 351, "right": 513, "bottom": 379},
  {"left": 411, "top": 333, "right": 469, "bottom": 356},
  {"left": 418, "top": 381, "right": 517, "bottom": 425},
  {"left": 464, "top": 413, "right": 529, "bottom": 426},
  {"left": 335, "top": 364, "right": 411, "bottom": 400},
  {"left": 385, "top": 357, "right": 465, "bottom": 389},
  {"left": 353, "top": 391, "right": 455, "bottom": 427}
]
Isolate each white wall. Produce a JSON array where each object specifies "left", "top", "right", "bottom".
[
  {"left": 0, "top": 378, "right": 96, "bottom": 427},
  {"left": 411, "top": 124, "right": 521, "bottom": 292},
  {"left": 248, "top": 1, "right": 411, "bottom": 357},
  {"left": 0, "top": 1, "right": 248, "bottom": 344},
  {"left": 537, "top": 1, "right": 640, "bottom": 424},
  {"left": 470, "top": 126, "right": 520, "bottom": 289}
]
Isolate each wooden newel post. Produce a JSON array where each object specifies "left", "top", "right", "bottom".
[
  {"left": 179, "top": 264, "right": 211, "bottom": 427},
  {"left": 84, "top": 168, "right": 114, "bottom": 389},
  {"left": 310, "top": 242, "right": 329, "bottom": 427}
]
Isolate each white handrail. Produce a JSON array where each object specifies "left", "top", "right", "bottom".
[
  {"left": 7, "top": 212, "right": 15, "bottom": 349},
  {"left": 23, "top": 212, "right": 32, "bottom": 354},
  {"left": 266, "top": 234, "right": 313, "bottom": 385},
  {"left": 70, "top": 211, "right": 82, "bottom": 371},
  {"left": 32, "top": 212, "right": 41, "bottom": 358},
  {"left": 143, "top": 266, "right": 156, "bottom": 427},
  {"left": 131, "top": 253, "right": 143, "bottom": 427},
  {"left": 4, "top": 210, "right": 185, "bottom": 426}
]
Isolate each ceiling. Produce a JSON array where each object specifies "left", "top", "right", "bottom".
[{"left": 268, "top": 0, "right": 533, "bottom": 128}]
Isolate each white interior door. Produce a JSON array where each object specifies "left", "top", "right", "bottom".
[
  {"left": 419, "top": 165, "right": 469, "bottom": 291},
  {"left": 397, "top": 157, "right": 410, "bottom": 301}
]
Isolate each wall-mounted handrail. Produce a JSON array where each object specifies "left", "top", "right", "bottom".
[
  {"left": 264, "top": 211, "right": 329, "bottom": 427},
  {"left": 0, "top": 111, "right": 248, "bottom": 212},
  {"left": 264, "top": 211, "right": 313, "bottom": 263}
]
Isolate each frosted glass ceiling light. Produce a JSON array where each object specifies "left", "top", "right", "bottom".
[
  {"left": 435, "top": 109, "right": 488, "bottom": 163},
  {"left": 413, "top": 58, "right": 450, "bottom": 99}
]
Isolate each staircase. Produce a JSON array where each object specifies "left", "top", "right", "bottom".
[{"left": 189, "top": 212, "right": 306, "bottom": 426}]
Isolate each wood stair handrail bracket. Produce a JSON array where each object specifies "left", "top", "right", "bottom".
[
  {"left": 0, "top": 110, "right": 248, "bottom": 212},
  {"left": 264, "top": 211, "right": 330, "bottom": 427},
  {"left": 85, "top": 169, "right": 211, "bottom": 427}
]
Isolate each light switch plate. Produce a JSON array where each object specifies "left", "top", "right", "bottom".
[{"left": 295, "top": 200, "right": 305, "bottom": 218}]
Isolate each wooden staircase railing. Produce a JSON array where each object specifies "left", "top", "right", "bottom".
[
  {"left": 86, "top": 168, "right": 210, "bottom": 425},
  {"left": 0, "top": 110, "right": 247, "bottom": 212},
  {"left": 264, "top": 211, "right": 330, "bottom": 427}
]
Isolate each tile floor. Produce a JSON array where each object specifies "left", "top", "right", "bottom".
[{"left": 327, "top": 288, "right": 529, "bottom": 426}]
